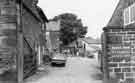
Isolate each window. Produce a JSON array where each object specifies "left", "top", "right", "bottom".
[
  {"left": 130, "top": 3, "right": 135, "bottom": 23},
  {"left": 124, "top": 3, "right": 135, "bottom": 26},
  {"left": 124, "top": 7, "right": 130, "bottom": 25}
]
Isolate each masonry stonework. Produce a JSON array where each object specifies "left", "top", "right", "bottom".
[
  {"left": 103, "top": 28, "right": 135, "bottom": 83},
  {"left": 0, "top": 0, "right": 47, "bottom": 82}
]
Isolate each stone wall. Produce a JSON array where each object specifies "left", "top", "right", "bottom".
[
  {"left": 0, "top": 0, "right": 45, "bottom": 80},
  {"left": 104, "top": 28, "right": 135, "bottom": 83},
  {"left": 0, "top": 0, "right": 17, "bottom": 70}
]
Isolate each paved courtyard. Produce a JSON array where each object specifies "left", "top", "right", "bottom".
[{"left": 25, "top": 57, "right": 103, "bottom": 83}]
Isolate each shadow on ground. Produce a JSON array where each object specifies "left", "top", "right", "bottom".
[
  {"left": 90, "top": 65, "right": 103, "bottom": 80},
  {"left": 91, "top": 72, "right": 103, "bottom": 80},
  {"left": 91, "top": 65, "right": 119, "bottom": 83},
  {"left": 24, "top": 66, "right": 50, "bottom": 83},
  {"left": 51, "top": 63, "right": 65, "bottom": 67},
  {"left": 0, "top": 70, "right": 17, "bottom": 83}
]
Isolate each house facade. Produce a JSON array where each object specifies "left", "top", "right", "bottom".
[{"left": 102, "top": 0, "right": 135, "bottom": 83}]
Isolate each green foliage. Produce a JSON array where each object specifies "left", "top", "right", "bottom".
[{"left": 52, "top": 13, "right": 87, "bottom": 45}]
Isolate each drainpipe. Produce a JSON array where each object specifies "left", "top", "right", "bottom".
[
  {"left": 102, "top": 31, "right": 109, "bottom": 83},
  {"left": 16, "top": 0, "right": 24, "bottom": 83},
  {"left": 42, "top": 23, "right": 46, "bottom": 55},
  {"left": 38, "top": 23, "right": 44, "bottom": 66}
]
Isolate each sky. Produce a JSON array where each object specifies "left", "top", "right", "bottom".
[{"left": 38, "top": 0, "right": 119, "bottom": 38}]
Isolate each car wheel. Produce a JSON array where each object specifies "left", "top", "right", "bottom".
[{"left": 51, "top": 63, "right": 55, "bottom": 66}]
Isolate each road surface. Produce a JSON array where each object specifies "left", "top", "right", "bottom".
[{"left": 25, "top": 57, "right": 103, "bottom": 83}]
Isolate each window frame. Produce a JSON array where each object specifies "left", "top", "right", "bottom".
[
  {"left": 124, "top": 7, "right": 130, "bottom": 26},
  {"left": 130, "top": 3, "right": 135, "bottom": 24},
  {"left": 124, "top": 3, "right": 135, "bottom": 26}
]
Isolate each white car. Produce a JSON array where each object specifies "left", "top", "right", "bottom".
[{"left": 51, "top": 53, "right": 67, "bottom": 66}]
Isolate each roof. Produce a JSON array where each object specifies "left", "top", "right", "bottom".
[
  {"left": 22, "top": 0, "right": 48, "bottom": 23},
  {"left": 78, "top": 37, "right": 101, "bottom": 52},
  {"left": 46, "top": 20, "right": 60, "bottom": 31},
  {"left": 36, "top": 6, "right": 48, "bottom": 22},
  {"left": 79, "top": 37, "right": 101, "bottom": 44},
  {"left": 105, "top": 0, "right": 135, "bottom": 29}
]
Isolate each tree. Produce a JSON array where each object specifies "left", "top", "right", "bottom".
[{"left": 52, "top": 13, "right": 87, "bottom": 45}]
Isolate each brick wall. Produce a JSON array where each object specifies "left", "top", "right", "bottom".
[{"left": 104, "top": 28, "right": 135, "bottom": 83}]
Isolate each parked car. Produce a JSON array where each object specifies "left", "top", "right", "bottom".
[
  {"left": 85, "top": 51, "right": 94, "bottom": 58},
  {"left": 51, "top": 53, "right": 67, "bottom": 66},
  {"left": 87, "top": 54, "right": 94, "bottom": 58}
]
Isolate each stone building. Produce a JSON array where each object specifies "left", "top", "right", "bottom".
[
  {"left": 77, "top": 37, "right": 101, "bottom": 59},
  {"left": 46, "top": 20, "right": 60, "bottom": 52},
  {"left": 0, "top": 0, "right": 48, "bottom": 82},
  {"left": 102, "top": 0, "right": 135, "bottom": 83}
]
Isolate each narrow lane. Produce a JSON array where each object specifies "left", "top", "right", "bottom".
[{"left": 26, "top": 57, "right": 103, "bottom": 83}]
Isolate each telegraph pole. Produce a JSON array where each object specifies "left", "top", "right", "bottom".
[{"left": 16, "top": 0, "right": 24, "bottom": 83}]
